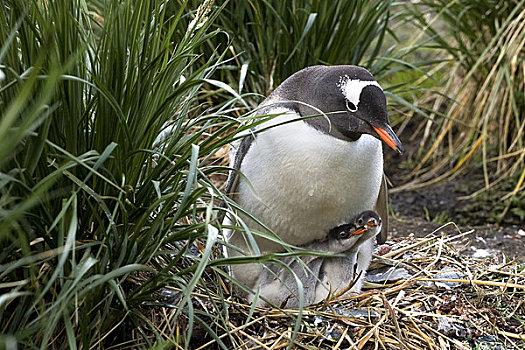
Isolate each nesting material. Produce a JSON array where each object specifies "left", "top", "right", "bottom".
[{"left": 156, "top": 225, "right": 525, "bottom": 349}]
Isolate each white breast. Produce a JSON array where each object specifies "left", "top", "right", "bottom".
[{"left": 234, "top": 108, "right": 383, "bottom": 253}]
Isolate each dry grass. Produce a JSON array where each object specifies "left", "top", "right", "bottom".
[
  {"left": 149, "top": 225, "right": 525, "bottom": 349},
  {"left": 393, "top": 3, "right": 525, "bottom": 224}
]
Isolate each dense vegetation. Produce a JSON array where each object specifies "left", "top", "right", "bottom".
[{"left": 1, "top": 0, "right": 523, "bottom": 348}]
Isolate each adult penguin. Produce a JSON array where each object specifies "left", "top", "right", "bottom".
[{"left": 222, "top": 65, "right": 403, "bottom": 305}]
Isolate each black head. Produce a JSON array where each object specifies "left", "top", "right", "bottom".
[
  {"left": 354, "top": 210, "right": 381, "bottom": 229},
  {"left": 328, "top": 210, "right": 382, "bottom": 240},
  {"left": 328, "top": 223, "right": 357, "bottom": 240},
  {"left": 271, "top": 65, "right": 403, "bottom": 153}
]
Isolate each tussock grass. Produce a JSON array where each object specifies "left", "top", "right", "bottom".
[
  {"left": 395, "top": 0, "right": 525, "bottom": 223},
  {"left": 187, "top": 0, "right": 436, "bottom": 114},
  {"left": 0, "top": 0, "right": 246, "bottom": 347},
  {"left": 206, "top": 0, "right": 393, "bottom": 98}
]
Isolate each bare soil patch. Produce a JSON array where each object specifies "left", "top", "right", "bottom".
[{"left": 385, "top": 148, "right": 525, "bottom": 261}]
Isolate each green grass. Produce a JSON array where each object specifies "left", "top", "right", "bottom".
[
  {"left": 0, "top": 0, "right": 246, "bottom": 347},
  {"left": 208, "top": 0, "right": 393, "bottom": 97},
  {"left": 186, "top": 0, "right": 439, "bottom": 115}
]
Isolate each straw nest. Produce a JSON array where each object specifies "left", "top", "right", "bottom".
[{"left": 153, "top": 224, "right": 525, "bottom": 350}]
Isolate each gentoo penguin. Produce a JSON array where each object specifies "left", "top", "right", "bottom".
[
  {"left": 258, "top": 211, "right": 382, "bottom": 308},
  {"left": 223, "top": 65, "right": 403, "bottom": 306}
]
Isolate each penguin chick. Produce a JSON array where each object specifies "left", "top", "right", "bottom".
[
  {"left": 256, "top": 210, "right": 382, "bottom": 308},
  {"left": 313, "top": 210, "right": 382, "bottom": 303}
]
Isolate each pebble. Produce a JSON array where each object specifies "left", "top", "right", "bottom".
[
  {"left": 334, "top": 307, "right": 380, "bottom": 320},
  {"left": 475, "top": 335, "right": 507, "bottom": 350},
  {"left": 158, "top": 288, "right": 181, "bottom": 304},
  {"left": 471, "top": 247, "right": 491, "bottom": 258},
  {"left": 365, "top": 266, "right": 412, "bottom": 284},
  {"left": 432, "top": 267, "right": 465, "bottom": 289},
  {"left": 437, "top": 317, "right": 467, "bottom": 338}
]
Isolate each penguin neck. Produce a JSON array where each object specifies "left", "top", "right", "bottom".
[
  {"left": 263, "top": 73, "right": 364, "bottom": 143},
  {"left": 303, "top": 116, "right": 363, "bottom": 142},
  {"left": 259, "top": 99, "right": 364, "bottom": 143}
]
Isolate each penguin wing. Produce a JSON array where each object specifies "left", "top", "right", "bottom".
[
  {"left": 220, "top": 103, "right": 294, "bottom": 219},
  {"left": 374, "top": 174, "right": 389, "bottom": 244},
  {"left": 219, "top": 134, "right": 255, "bottom": 223}
]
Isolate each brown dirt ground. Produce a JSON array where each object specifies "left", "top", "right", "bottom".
[{"left": 385, "top": 150, "right": 525, "bottom": 262}]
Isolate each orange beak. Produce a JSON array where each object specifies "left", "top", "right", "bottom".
[
  {"left": 350, "top": 227, "right": 367, "bottom": 236},
  {"left": 372, "top": 125, "right": 404, "bottom": 153},
  {"left": 366, "top": 219, "right": 379, "bottom": 227}
]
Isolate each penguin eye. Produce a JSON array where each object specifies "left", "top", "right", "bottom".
[
  {"left": 339, "top": 231, "right": 350, "bottom": 239},
  {"left": 346, "top": 100, "right": 358, "bottom": 112}
]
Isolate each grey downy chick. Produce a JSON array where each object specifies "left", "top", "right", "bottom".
[
  {"left": 256, "top": 210, "right": 382, "bottom": 308},
  {"left": 313, "top": 210, "right": 382, "bottom": 304}
]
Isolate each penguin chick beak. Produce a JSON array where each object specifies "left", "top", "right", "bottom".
[
  {"left": 372, "top": 125, "right": 404, "bottom": 153},
  {"left": 350, "top": 217, "right": 381, "bottom": 236},
  {"left": 351, "top": 227, "right": 367, "bottom": 236},
  {"left": 366, "top": 218, "right": 379, "bottom": 227}
]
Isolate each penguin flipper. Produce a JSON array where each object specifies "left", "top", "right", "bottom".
[
  {"left": 374, "top": 174, "right": 388, "bottom": 244},
  {"left": 218, "top": 134, "right": 255, "bottom": 223}
]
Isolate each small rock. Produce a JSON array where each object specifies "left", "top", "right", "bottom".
[
  {"left": 365, "top": 266, "right": 412, "bottom": 284},
  {"left": 433, "top": 267, "right": 465, "bottom": 289},
  {"left": 437, "top": 317, "right": 467, "bottom": 338},
  {"left": 158, "top": 288, "right": 181, "bottom": 304},
  {"left": 518, "top": 229, "right": 525, "bottom": 237},
  {"left": 475, "top": 335, "right": 507, "bottom": 350},
  {"left": 472, "top": 248, "right": 491, "bottom": 258},
  {"left": 334, "top": 307, "right": 380, "bottom": 320}
]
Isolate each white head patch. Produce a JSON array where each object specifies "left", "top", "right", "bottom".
[{"left": 336, "top": 75, "right": 382, "bottom": 108}]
